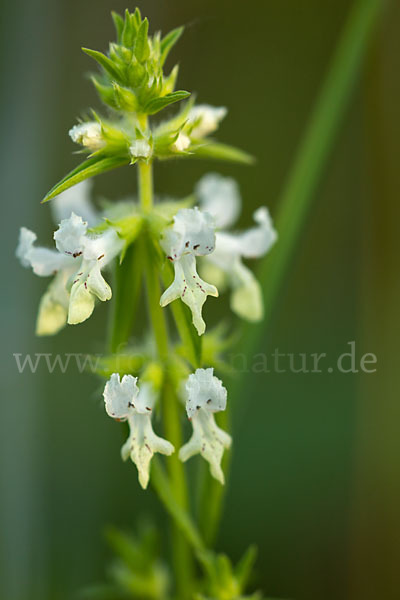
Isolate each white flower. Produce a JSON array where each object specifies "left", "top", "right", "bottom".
[
  {"left": 179, "top": 368, "right": 231, "bottom": 484},
  {"left": 69, "top": 122, "right": 105, "bottom": 151},
  {"left": 188, "top": 105, "right": 227, "bottom": 139},
  {"left": 173, "top": 132, "right": 191, "bottom": 152},
  {"left": 196, "top": 173, "right": 277, "bottom": 322},
  {"left": 160, "top": 208, "right": 218, "bottom": 336},
  {"left": 16, "top": 213, "right": 123, "bottom": 334},
  {"left": 130, "top": 139, "right": 152, "bottom": 160},
  {"left": 195, "top": 172, "right": 241, "bottom": 229},
  {"left": 51, "top": 180, "right": 99, "bottom": 227},
  {"left": 103, "top": 373, "right": 174, "bottom": 489}
]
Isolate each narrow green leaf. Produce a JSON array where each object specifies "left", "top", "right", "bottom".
[
  {"left": 41, "top": 155, "right": 129, "bottom": 203},
  {"left": 134, "top": 18, "right": 150, "bottom": 62},
  {"left": 235, "top": 545, "right": 258, "bottom": 590},
  {"left": 144, "top": 90, "right": 191, "bottom": 115},
  {"left": 82, "top": 48, "right": 123, "bottom": 82},
  {"left": 160, "top": 26, "right": 184, "bottom": 65},
  {"left": 111, "top": 11, "right": 124, "bottom": 43},
  {"left": 190, "top": 142, "right": 255, "bottom": 165},
  {"left": 107, "top": 239, "right": 145, "bottom": 354}
]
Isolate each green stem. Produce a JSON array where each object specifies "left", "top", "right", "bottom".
[
  {"left": 138, "top": 161, "right": 153, "bottom": 212},
  {"left": 138, "top": 157, "right": 194, "bottom": 599},
  {"left": 203, "top": 0, "right": 384, "bottom": 548},
  {"left": 151, "top": 457, "right": 205, "bottom": 554}
]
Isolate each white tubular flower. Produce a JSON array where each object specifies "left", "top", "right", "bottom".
[
  {"left": 179, "top": 368, "right": 231, "bottom": 484},
  {"left": 54, "top": 216, "right": 123, "bottom": 325},
  {"left": 17, "top": 227, "right": 73, "bottom": 276},
  {"left": 51, "top": 180, "right": 99, "bottom": 227},
  {"left": 160, "top": 208, "right": 218, "bottom": 336},
  {"left": 130, "top": 139, "right": 152, "bottom": 160},
  {"left": 69, "top": 122, "right": 105, "bottom": 151},
  {"left": 197, "top": 174, "right": 277, "bottom": 322},
  {"left": 195, "top": 172, "right": 241, "bottom": 229},
  {"left": 16, "top": 213, "right": 123, "bottom": 334},
  {"left": 188, "top": 105, "right": 227, "bottom": 139},
  {"left": 103, "top": 374, "right": 174, "bottom": 489},
  {"left": 36, "top": 270, "right": 72, "bottom": 336},
  {"left": 173, "top": 132, "right": 191, "bottom": 152}
]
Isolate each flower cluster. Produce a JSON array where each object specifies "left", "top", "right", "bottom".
[
  {"left": 19, "top": 173, "right": 276, "bottom": 336},
  {"left": 104, "top": 368, "right": 230, "bottom": 489},
  {"left": 17, "top": 173, "right": 275, "bottom": 493},
  {"left": 17, "top": 182, "right": 123, "bottom": 335}
]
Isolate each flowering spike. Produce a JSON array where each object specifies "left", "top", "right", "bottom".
[{"left": 17, "top": 205, "right": 123, "bottom": 334}]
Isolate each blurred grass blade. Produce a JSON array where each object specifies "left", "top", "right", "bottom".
[
  {"left": 246, "top": 0, "right": 383, "bottom": 354},
  {"left": 205, "top": 0, "right": 384, "bottom": 547},
  {"left": 190, "top": 142, "right": 255, "bottom": 164}
]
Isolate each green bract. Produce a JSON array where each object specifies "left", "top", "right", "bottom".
[{"left": 42, "top": 9, "right": 253, "bottom": 203}]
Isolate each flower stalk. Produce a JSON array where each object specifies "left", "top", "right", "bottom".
[{"left": 17, "top": 8, "right": 281, "bottom": 599}]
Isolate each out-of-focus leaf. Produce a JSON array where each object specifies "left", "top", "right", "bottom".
[
  {"left": 111, "top": 12, "right": 124, "bottom": 43},
  {"left": 82, "top": 48, "right": 124, "bottom": 82},
  {"left": 160, "top": 26, "right": 184, "bottom": 65},
  {"left": 79, "top": 583, "right": 131, "bottom": 599},
  {"left": 108, "top": 237, "right": 146, "bottom": 353},
  {"left": 235, "top": 545, "right": 258, "bottom": 590},
  {"left": 190, "top": 142, "right": 255, "bottom": 164},
  {"left": 93, "top": 352, "right": 147, "bottom": 378}
]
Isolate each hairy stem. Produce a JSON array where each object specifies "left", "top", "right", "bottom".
[{"left": 138, "top": 156, "right": 194, "bottom": 598}]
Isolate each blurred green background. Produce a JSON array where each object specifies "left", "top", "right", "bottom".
[{"left": 1, "top": 0, "right": 399, "bottom": 599}]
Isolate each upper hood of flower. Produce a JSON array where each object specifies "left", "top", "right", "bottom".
[{"left": 196, "top": 173, "right": 241, "bottom": 229}]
